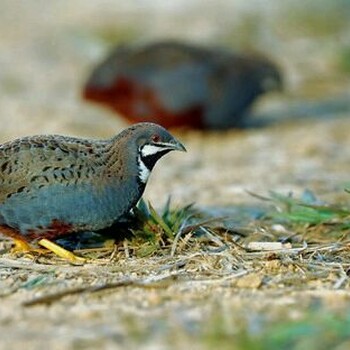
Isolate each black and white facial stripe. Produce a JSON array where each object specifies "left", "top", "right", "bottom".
[{"left": 137, "top": 143, "right": 176, "bottom": 183}]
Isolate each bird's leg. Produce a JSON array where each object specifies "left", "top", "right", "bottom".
[
  {"left": 12, "top": 238, "right": 32, "bottom": 252},
  {"left": 11, "top": 238, "right": 49, "bottom": 256},
  {"left": 38, "top": 238, "right": 85, "bottom": 264},
  {"left": 0, "top": 225, "right": 85, "bottom": 263}
]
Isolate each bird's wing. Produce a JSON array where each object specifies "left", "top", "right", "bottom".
[{"left": 0, "top": 135, "right": 106, "bottom": 203}]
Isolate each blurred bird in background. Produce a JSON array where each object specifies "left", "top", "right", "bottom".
[{"left": 83, "top": 40, "right": 283, "bottom": 129}]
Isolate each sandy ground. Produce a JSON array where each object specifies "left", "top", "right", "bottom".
[{"left": 0, "top": 1, "right": 350, "bottom": 349}]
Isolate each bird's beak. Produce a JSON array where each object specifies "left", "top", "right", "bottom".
[{"left": 170, "top": 138, "right": 187, "bottom": 152}]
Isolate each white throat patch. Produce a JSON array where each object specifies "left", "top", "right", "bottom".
[
  {"left": 137, "top": 156, "right": 150, "bottom": 184},
  {"left": 141, "top": 143, "right": 172, "bottom": 157}
]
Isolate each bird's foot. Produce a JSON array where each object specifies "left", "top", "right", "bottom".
[
  {"left": 10, "top": 238, "right": 47, "bottom": 254},
  {"left": 1, "top": 226, "right": 85, "bottom": 263},
  {"left": 38, "top": 238, "right": 85, "bottom": 264},
  {"left": 10, "top": 238, "right": 62, "bottom": 258},
  {"left": 11, "top": 238, "right": 32, "bottom": 253}
]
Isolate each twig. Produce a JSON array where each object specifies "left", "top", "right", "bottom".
[
  {"left": 123, "top": 240, "right": 130, "bottom": 259},
  {"left": 246, "top": 241, "right": 308, "bottom": 255},
  {"left": 23, "top": 272, "right": 182, "bottom": 307},
  {"left": 333, "top": 275, "right": 348, "bottom": 289},
  {"left": 0, "top": 258, "right": 58, "bottom": 272},
  {"left": 23, "top": 279, "right": 134, "bottom": 307},
  {"left": 156, "top": 260, "right": 187, "bottom": 272},
  {"left": 183, "top": 269, "right": 250, "bottom": 284},
  {"left": 180, "top": 216, "right": 229, "bottom": 235},
  {"left": 109, "top": 244, "right": 118, "bottom": 261},
  {"left": 170, "top": 216, "right": 191, "bottom": 257},
  {"left": 200, "top": 226, "right": 228, "bottom": 248},
  {"left": 245, "top": 189, "right": 272, "bottom": 201},
  {"left": 333, "top": 264, "right": 349, "bottom": 290}
]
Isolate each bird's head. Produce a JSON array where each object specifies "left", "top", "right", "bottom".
[
  {"left": 139, "top": 123, "right": 185, "bottom": 153},
  {"left": 119, "top": 122, "right": 186, "bottom": 183}
]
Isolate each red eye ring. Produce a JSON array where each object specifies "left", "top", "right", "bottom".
[{"left": 151, "top": 134, "right": 160, "bottom": 142}]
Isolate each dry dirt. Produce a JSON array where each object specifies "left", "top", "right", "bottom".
[{"left": 0, "top": 1, "right": 350, "bottom": 349}]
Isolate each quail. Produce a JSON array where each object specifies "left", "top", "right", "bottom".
[
  {"left": 83, "top": 40, "right": 283, "bottom": 129},
  {"left": 0, "top": 122, "right": 186, "bottom": 262}
]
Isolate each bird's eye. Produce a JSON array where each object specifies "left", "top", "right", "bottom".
[{"left": 151, "top": 134, "right": 160, "bottom": 142}]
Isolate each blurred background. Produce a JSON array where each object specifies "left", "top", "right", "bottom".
[{"left": 0, "top": 0, "right": 350, "bottom": 204}]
